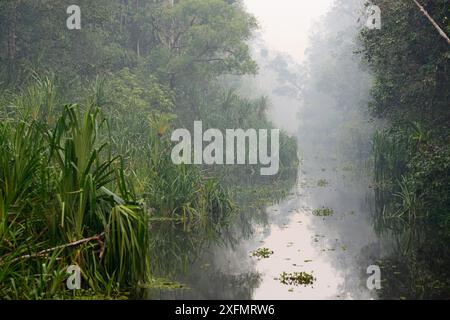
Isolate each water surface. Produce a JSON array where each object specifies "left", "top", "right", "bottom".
[{"left": 148, "top": 153, "right": 386, "bottom": 300}]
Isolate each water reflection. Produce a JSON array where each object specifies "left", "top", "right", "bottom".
[{"left": 147, "top": 151, "right": 387, "bottom": 300}]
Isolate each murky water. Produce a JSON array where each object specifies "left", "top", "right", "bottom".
[
  {"left": 249, "top": 158, "right": 380, "bottom": 300},
  {"left": 147, "top": 153, "right": 387, "bottom": 300}
]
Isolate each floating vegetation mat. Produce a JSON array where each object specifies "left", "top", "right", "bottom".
[
  {"left": 279, "top": 272, "right": 316, "bottom": 286},
  {"left": 312, "top": 207, "right": 334, "bottom": 217},
  {"left": 251, "top": 247, "right": 274, "bottom": 259}
]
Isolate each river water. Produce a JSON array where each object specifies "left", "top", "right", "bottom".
[{"left": 147, "top": 149, "right": 390, "bottom": 300}]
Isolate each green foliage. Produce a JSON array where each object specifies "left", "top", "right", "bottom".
[
  {"left": 0, "top": 80, "right": 235, "bottom": 298},
  {"left": 360, "top": 0, "right": 450, "bottom": 122},
  {"left": 279, "top": 271, "right": 315, "bottom": 287},
  {"left": 144, "top": 0, "right": 258, "bottom": 88},
  {"left": 312, "top": 207, "right": 334, "bottom": 217},
  {"left": 0, "top": 0, "right": 299, "bottom": 299},
  {"left": 362, "top": 0, "right": 450, "bottom": 298},
  {"left": 197, "top": 89, "right": 298, "bottom": 181},
  {"left": 373, "top": 124, "right": 450, "bottom": 244},
  {"left": 0, "top": 99, "right": 152, "bottom": 296},
  {"left": 251, "top": 248, "right": 274, "bottom": 259},
  {"left": 1, "top": 0, "right": 257, "bottom": 90},
  {"left": 106, "top": 69, "right": 174, "bottom": 112}
]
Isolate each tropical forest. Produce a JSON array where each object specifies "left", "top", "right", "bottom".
[{"left": 0, "top": 0, "right": 449, "bottom": 300}]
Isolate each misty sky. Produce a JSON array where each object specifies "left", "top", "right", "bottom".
[{"left": 244, "top": 0, "right": 334, "bottom": 62}]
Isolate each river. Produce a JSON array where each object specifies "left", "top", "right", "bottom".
[
  {"left": 144, "top": 0, "right": 393, "bottom": 300},
  {"left": 146, "top": 146, "right": 392, "bottom": 300}
]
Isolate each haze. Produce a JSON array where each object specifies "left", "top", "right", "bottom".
[{"left": 244, "top": 0, "right": 334, "bottom": 62}]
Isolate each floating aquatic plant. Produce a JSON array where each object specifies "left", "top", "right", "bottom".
[
  {"left": 312, "top": 207, "right": 334, "bottom": 217},
  {"left": 317, "top": 179, "right": 329, "bottom": 187},
  {"left": 251, "top": 248, "right": 274, "bottom": 259},
  {"left": 279, "top": 272, "right": 315, "bottom": 286}
]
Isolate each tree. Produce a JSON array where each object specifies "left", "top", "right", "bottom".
[{"left": 143, "top": 0, "right": 258, "bottom": 89}]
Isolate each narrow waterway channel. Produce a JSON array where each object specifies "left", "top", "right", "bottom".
[
  {"left": 145, "top": 0, "right": 395, "bottom": 300},
  {"left": 147, "top": 150, "right": 389, "bottom": 299}
]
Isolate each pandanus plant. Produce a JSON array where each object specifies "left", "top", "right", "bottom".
[{"left": 46, "top": 104, "right": 152, "bottom": 287}]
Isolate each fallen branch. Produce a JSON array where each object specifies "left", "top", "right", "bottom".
[
  {"left": 413, "top": 0, "right": 450, "bottom": 46},
  {"left": 0, "top": 233, "right": 105, "bottom": 265}
]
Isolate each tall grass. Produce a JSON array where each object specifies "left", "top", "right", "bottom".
[
  {"left": 372, "top": 123, "right": 430, "bottom": 252},
  {"left": 371, "top": 123, "right": 450, "bottom": 299}
]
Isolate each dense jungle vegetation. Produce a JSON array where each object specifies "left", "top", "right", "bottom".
[
  {"left": 0, "top": 0, "right": 298, "bottom": 299},
  {"left": 360, "top": 0, "right": 450, "bottom": 298},
  {"left": 1, "top": 0, "right": 449, "bottom": 301}
]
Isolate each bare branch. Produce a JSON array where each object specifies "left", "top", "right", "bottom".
[
  {"left": 0, "top": 233, "right": 105, "bottom": 265},
  {"left": 413, "top": 0, "right": 450, "bottom": 46}
]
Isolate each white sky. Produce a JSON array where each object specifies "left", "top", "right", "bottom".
[{"left": 244, "top": 0, "right": 334, "bottom": 62}]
